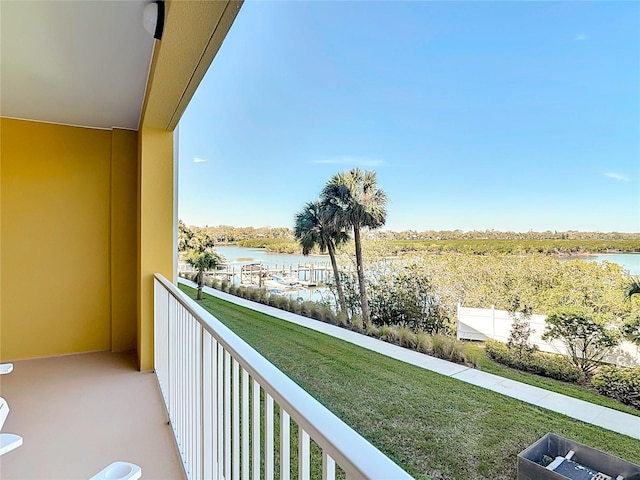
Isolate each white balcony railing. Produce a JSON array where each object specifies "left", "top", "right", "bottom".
[{"left": 153, "top": 274, "right": 412, "bottom": 480}]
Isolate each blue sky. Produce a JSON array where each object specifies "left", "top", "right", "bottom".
[{"left": 178, "top": 1, "right": 640, "bottom": 233}]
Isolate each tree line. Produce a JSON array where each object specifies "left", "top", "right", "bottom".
[
  {"left": 181, "top": 224, "right": 640, "bottom": 244},
  {"left": 230, "top": 237, "right": 640, "bottom": 256}
]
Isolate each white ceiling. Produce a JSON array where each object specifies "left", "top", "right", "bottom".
[{"left": 1, "top": 0, "right": 156, "bottom": 130}]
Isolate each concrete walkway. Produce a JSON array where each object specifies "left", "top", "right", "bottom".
[{"left": 179, "top": 278, "right": 640, "bottom": 441}]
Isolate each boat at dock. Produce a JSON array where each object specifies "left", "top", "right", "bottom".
[{"left": 270, "top": 274, "right": 299, "bottom": 286}]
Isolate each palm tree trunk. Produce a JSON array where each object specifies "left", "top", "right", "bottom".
[
  {"left": 197, "top": 271, "right": 203, "bottom": 300},
  {"left": 353, "top": 226, "right": 370, "bottom": 324},
  {"left": 327, "top": 240, "right": 348, "bottom": 319}
]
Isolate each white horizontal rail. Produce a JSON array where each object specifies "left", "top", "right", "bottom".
[{"left": 154, "top": 273, "right": 412, "bottom": 480}]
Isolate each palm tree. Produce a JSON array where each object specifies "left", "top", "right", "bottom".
[
  {"left": 622, "top": 276, "right": 640, "bottom": 346},
  {"left": 186, "top": 250, "right": 222, "bottom": 300},
  {"left": 294, "top": 200, "right": 350, "bottom": 318},
  {"left": 625, "top": 276, "right": 640, "bottom": 300},
  {"left": 178, "top": 220, "right": 193, "bottom": 252},
  {"left": 321, "top": 168, "right": 388, "bottom": 325}
]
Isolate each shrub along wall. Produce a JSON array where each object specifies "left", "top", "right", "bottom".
[
  {"left": 485, "top": 339, "right": 584, "bottom": 383},
  {"left": 485, "top": 339, "right": 640, "bottom": 411},
  {"left": 592, "top": 366, "right": 640, "bottom": 409}
]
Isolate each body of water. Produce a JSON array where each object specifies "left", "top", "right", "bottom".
[
  {"left": 214, "top": 245, "right": 330, "bottom": 268},
  {"left": 563, "top": 253, "right": 640, "bottom": 276},
  {"left": 215, "top": 246, "right": 640, "bottom": 276}
]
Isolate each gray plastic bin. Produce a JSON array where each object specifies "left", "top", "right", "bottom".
[{"left": 517, "top": 433, "right": 640, "bottom": 480}]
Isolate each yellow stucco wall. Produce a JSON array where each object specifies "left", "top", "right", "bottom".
[
  {"left": 111, "top": 129, "right": 139, "bottom": 352},
  {"left": 0, "top": 120, "right": 3, "bottom": 361},
  {"left": 137, "top": 127, "right": 174, "bottom": 371},
  {"left": 0, "top": 119, "right": 173, "bottom": 367},
  {"left": 1, "top": 119, "right": 112, "bottom": 360},
  {"left": 0, "top": 119, "right": 139, "bottom": 361}
]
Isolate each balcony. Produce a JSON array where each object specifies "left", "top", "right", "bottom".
[
  {"left": 0, "top": 275, "right": 409, "bottom": 479},
  {"left": 0, "top": 350, "right": 184, "bottom": 479}
]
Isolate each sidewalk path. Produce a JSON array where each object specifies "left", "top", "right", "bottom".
[{"left": 179, "top": 278, "right": 640, "bottom": 440}]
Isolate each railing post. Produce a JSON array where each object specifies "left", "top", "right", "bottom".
[
  {"left": 265, "top": 394, "right": 274, "bottom": 480},
  {"left": 217, "top": 342, "right": 224, "bottom": 479},
  {"left": 322, "top": 452, "right": 336, "bottom": 480},
  {"left": 193, "top": 321, "right": 202, "bottom": 480},
  {"left": 280, "top": 409, "right": 291, "bottom": 480},
  {"left": 233, "top": 359, "right": 240, "bottom": 480},
  {"left": 224, "top": 350, "right": 232, "bottom": 480},
  {"left": 201, "top": 333, "right": 213, "bottom": 480},
  {"left": 241, "top": 369, "right": 250, "bottom": 480},
  {"left": 299, "top": 429, "right": 310, "bottom": 480},
  {"left": 252, "top": 379, "right": 260, "bottom": 480}
]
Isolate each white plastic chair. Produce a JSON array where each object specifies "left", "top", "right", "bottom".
[
  {"left": 0, "top": 433, "right": 23, "bottom": 456},
  {"left": 0, "top": 363, "right": 14, "bottom": 375},
  {"left": 90, "top": 462, "right": 142, "bottom": 480},
  {"left": 0, "top": 396, "right": 23, "bottom": 456},
  {"left": 0, "top": 364, "right": 23, "bottom": 456}
]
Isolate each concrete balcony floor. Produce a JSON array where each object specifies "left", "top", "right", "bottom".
[{"left": 0, "top": 351, "right": 185, "bottom": 479}]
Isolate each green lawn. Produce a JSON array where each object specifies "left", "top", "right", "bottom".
[{"left": 180, "top": 285, "right": 640, "bottom": 480}]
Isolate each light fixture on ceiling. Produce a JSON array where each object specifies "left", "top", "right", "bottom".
[{"left": 143, "top": 0, "right": 165, "bottom": 40}]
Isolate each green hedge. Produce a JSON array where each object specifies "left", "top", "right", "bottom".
[
  {"left": 485, "top": 340, "right": 583, "bottom": 383},
  {"left": 592, "top": 366, "right": 640, "bottom": 410}
]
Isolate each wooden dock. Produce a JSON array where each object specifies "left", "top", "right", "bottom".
[{"left": 178, "top": 260, "right": 335, "bottom": 287}]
